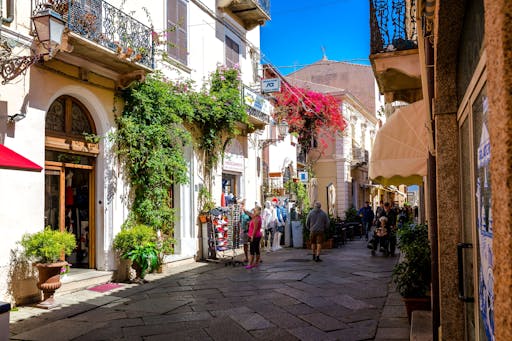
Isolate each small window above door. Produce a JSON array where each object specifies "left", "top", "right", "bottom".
[{"left": 46, "top": 96, "right": 95, "bottom": 139}]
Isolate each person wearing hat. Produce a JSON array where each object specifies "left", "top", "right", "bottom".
[
  {"left": 358, "top": 201, "right": 375, "bottom": 241},
  {"left": 306, "top": 201, "right": 330, "bottom": 262}
]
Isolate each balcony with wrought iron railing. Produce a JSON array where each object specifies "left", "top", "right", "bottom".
[
  {"left": 370, "top": 0, "right": 417, "bottom": 54},
  {"left": 369, "top": 0, "right": 422, "bottom": 104},
  {"left": 33, "top": 0, "right": 153, "bottom": 71},
  {"left": 351, "top": 146, "right": 369, "bottom": 167},
  {"left": 218, "top": 0, "right": 271, "bottom": 30}
]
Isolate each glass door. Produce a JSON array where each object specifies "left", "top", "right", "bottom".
[
  {"left": 45, "top": 168, "right": 64, "bottom": 230},
  {"left": 459, "top": 77, "right": 492, "bottom": 340},
  {"left": 44, "top": 159, "right": 95, "bottom": 269}
]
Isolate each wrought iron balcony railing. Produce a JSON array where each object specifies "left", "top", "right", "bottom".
[
  {"left": 33, "top": 0, "right": 153, "bottom": 69},
  {"left": 370, "top": 0, "right": 417, "bottom": 54},
  {"left": 257, "top": 0, "right": 271, "bottom": 17},
  {"left": 352, "top": 146, "right": 368, "bottom": 166}
]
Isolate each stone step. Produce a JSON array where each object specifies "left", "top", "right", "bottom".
[{"left": 57, "top": 270, "right": 114, "bottom": 296}]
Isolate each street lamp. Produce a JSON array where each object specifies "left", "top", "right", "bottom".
[
  {"left": 0, "top": 9, "right": 65, "bottom": 84},
  {"left": 258, "top": 120, "right": 289, "bottom": 149}
]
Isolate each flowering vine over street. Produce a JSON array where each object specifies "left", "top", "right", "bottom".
[{"left": 274, "top": 84, "right": 347, "bottom": 153}]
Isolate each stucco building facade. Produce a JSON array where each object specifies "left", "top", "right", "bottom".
[
  {"left": 285, "top": 60, "right": 380, "bottom": 217},
  {"left": 370, "top": 0, "right": 512, "bottom": 339},
  {"left": 0, "top": 0, "right": 271, "bottom": 304}
]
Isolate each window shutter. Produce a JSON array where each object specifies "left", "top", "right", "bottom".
[
  {"left": 225, "top": 36, "right": 239, "bottom": 67},
  {"left": 167, "top": 0, "right": 187, "bottom": 64}
]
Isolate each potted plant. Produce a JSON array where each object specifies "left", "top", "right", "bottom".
[
  {"left": 392, "top": 223, "right": 432, "bottom": 322},
  {"left": 155, "top": 232, "right": 175, "bottom": 273},
  {"left": 20, "top": 227, "right": 76, "bottom": 309},
  {"left": 198, "top": 186, "right": 215, "bottom": 223},
  {"left": 113, "top": 224, "right": 159, "bottom": 282}
]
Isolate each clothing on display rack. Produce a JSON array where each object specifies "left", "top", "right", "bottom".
[{"left": 206, "top": 205, "right": 243, "bottom": 266}]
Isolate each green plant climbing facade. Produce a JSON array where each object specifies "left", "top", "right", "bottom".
[{"left": 112, "top": 65, "right": 247, "bottom": 243}]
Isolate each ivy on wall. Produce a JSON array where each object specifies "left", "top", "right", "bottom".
[
  {"left": 113, "top": 74, "right": 192, "bottom": 235},
  {"left": 187, "top": 65, "right": 248, "bottom": 172},
  {"left": 113, "top": 66, "right": 247, "bottom": 234}
]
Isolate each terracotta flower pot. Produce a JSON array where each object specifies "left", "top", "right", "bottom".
[{"left": 35, "top": 261, "right": 68, "bottom": 309}]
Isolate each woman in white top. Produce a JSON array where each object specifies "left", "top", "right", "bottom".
[{"left": 261, "top": 201, "right": 276, "bottom": 252}]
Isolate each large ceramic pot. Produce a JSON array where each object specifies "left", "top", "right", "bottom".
[{"left": 36, "top": 261, "right": 68, "bottom": 309}]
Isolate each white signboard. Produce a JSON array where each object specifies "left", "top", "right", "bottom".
[
  {"left": 298, "top": 171, "right": 308, "bottom": 182},
  {"left": 244, "top": 87, "right": 271, "bottom": 115},
  {"left": 261, "top": 78, "right": 281, "bottom": 93}
]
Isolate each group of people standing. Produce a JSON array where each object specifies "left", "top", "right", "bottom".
[
  {"left": 359, "top": 201, "right": 409, "bottom": 257},
  {"left": 239, "top": 198, "right": 287, "bottom": 269}
]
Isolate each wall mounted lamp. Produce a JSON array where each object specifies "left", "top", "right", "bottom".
[
  {"left": 258, "top": 120, "right": 289, "bottom": 149},
  {"left": 8, "top": 112, "right": 26, "bottom": 123},
  {"left": 0, "top": 9, "right": 65, "bottom": 85}
]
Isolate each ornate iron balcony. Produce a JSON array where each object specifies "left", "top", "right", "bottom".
[
  {"left": 370, "top": 0, "right": 417, "bottom": 54},
  {"left": 257, "top": 0, "right": 270, "bottom": 16},
  {"left": 33, "top": 0, "right": 153, "bottom": 69}
]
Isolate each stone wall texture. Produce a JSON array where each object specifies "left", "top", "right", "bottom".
[{"left": 484, "top": 0, "right": 512, "bottom": 339}]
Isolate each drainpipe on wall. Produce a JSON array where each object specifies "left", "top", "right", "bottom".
[
  {"left": 1, "top": 0, "right": 14, "bottom": 24},
  {"left": 424, "top": 15, "right": 440, "bottom": 341}
]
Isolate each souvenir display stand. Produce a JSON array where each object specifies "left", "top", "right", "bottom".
[{"left": 205, "top": 204, "right": 244, "bottom": 266}]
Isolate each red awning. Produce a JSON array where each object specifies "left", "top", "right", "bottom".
[{"left": 0, "top": 144, "right": 43, "bottom": 172}]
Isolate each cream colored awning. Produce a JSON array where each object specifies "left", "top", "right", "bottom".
[{"left": 369, "top": 100, "right": 428, "bottom": 186}]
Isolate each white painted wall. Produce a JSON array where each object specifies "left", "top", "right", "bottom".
[{"left": 0, "top": 0, "right": 268, "bottom": 302}]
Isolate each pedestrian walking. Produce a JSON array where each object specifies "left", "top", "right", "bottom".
[
  {"left": 306, "top": 201, "right": 330, "bottom": 262},
  {"left": 358, "top": 201, "right": 375, "bottom": 240},
  {"left": 273, "top": 199, "right": 287, "bottom": 251},
  {"left": 262, "top": 201, "right": 276, "bottom": 252},
  {"left": 239, "top": 199, "right": 251, "bottom": 263},
  {"left": 245, "top": 206, "right": 262, "bottom": 269},
  {"left": 381, "top": 202, "right": 397, "bottom": 256},
  {"left": 371, "top": 216, "right": 389, "bottom": 256}
]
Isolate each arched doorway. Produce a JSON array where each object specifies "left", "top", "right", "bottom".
[{"left": 44, "top": 95, "right": 98, "bottom": 269}]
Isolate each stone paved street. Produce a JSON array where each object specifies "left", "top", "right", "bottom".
[{"left": 9, "top": 240, "right": 409, "bottom": 340}]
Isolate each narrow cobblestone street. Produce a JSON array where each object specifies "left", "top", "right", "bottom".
[{"left": 9, "top": 240, "right": 409, "bottom": 340}]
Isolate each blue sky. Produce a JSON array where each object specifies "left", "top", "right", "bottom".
[{"left": 261, "top": 0, "right": 370, "bottom": 75}]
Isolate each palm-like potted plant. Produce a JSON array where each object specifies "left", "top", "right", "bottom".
[
  {"left": 392, "top": 223, "right": 432, "bottom": 321},
  {"left": 113, "top": 224, "right": 159, "bottom": 282},
  {"left": 198, "top": 186, "right": 215, "bottom": 223},
  {"left": 20, "top": 227, "right": 76, "bottom": 309}
]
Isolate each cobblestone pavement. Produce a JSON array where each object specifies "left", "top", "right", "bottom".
[{"left": 9, "top": 239, "right": 409, "bottom": 340}]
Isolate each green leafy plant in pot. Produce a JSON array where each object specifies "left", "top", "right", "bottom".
[
  {"left": 392, "top": 223, "right": 432, "bottom": 321},
  {"left": 113, "top": 224, "right": 159, "bottom": 282},
  {"left": 20, "top": 226, "right": 76, "bottom": 309}
]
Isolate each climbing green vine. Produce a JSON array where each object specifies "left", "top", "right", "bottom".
[
  {"left": 113, "top": 66, "right": 247, "bottom": 234},
  {"left": 113, "top": 74, "right": 192, "bottom": 235},
  {"left": 187, "top": 65, "right": 248, "bottom": 171}
]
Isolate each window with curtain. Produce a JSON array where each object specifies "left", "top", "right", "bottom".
[{"left": 167, "top": 0, "right": 188, "bottom": 65}]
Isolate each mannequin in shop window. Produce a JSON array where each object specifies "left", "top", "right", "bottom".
[{"left": 65, "top": 171, "right": 75, "bottom": 234}]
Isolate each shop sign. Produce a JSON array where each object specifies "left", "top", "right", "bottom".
[
  {"left": 244, "top": 87, "right": 271, "bottom": 116},
  {"left": 223, "top": 139, "right": 244, "bottom": 172},
  {"left": 298, "top": 171, "right": 308, "bottom": 182},
  {"left": 261, "top": 78, "right": 281, "bottom": 93},
  {"left": 223, "top": 153, "right": 244, "bottom": 172}
]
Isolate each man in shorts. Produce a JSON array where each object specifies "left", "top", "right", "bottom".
[{"left": 306, "top": 201, "right": 330, "bottom": 262}]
